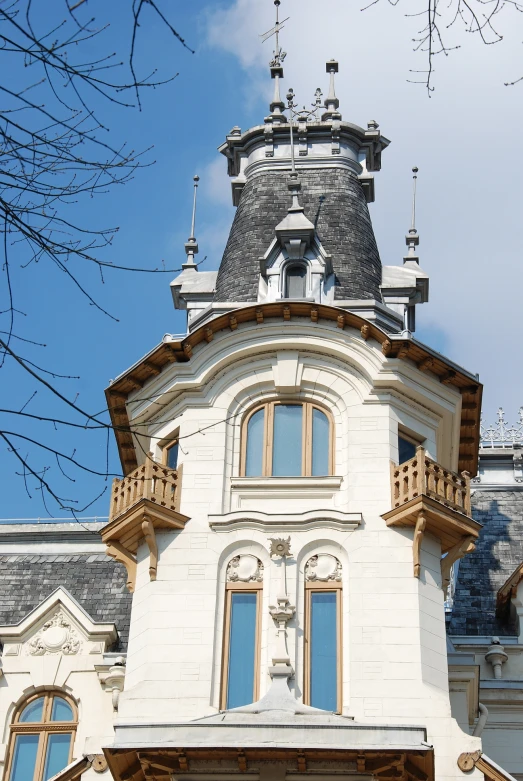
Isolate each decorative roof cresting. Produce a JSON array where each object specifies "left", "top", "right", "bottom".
[{"left": 481, "top": 408, "right": 523, "bottom": 448}]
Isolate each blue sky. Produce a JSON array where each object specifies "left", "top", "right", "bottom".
[{"left": 1, "top": 0, "right": 522, "bottom": 520}]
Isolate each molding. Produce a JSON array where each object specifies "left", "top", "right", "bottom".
[
  {"left": 0, "top": 587, "right": 117, "bottom": 652},
  {"left": 209, "top": 508, "right": 362, "bottom": 533},
  {"left": 105, "top": 301, "right": 482, "bottom": 477},
  {"left": 230, "top": 476, "right": 343, "bottom": 490}
]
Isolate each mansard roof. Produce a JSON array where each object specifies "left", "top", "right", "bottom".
[
  {"left": 449, "top": 488, "right": 523, "bottom": 636},
  {"left": 214, "top": 168, "right": 382, "bottom": 303},
  {"left": 105, "top": 301, "right": 482, "bottom": 477},
  {"left": 0, "top": 549, "right": 131, "bottom": 651}
]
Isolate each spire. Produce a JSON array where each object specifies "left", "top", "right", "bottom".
[
  {"left": 183, "top": 175, "right": 199, "bottom": 271},
  {"left": 322, "top": 59, "right": 342, "bottom": 121},
  {"left": 404, "top": 167, "right": 420, "bottom": 265},
  {"left": 261, "top": 0, "right": 289, "bottom": 124}
]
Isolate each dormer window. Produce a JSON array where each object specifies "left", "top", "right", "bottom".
[
  {"left": 241, "top": 401, "right": 333, "bottom": 477},
  {"left": 285, "top": 263, "right": 307, "bottom": 298}
]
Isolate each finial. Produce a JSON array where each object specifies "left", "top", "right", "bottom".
[
  {"left": 322, "top": 59, "right": 341, "bottom": 121},
  {"left": 183, "top": 174, "right": 199, "bottom": 271},
  {"left": 261, "top": 1, "right": 289, "bottom": 124},
  {"left": 404, "top": 167, "right": 420, "bottom": 265}
]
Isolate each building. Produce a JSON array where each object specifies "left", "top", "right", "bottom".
[{"left": 0, "top": 13, "right": 522, "bottom": 781}]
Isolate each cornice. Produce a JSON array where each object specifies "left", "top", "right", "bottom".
[{"left": 105, "top": 302, "right": 482, "bottom": 477}]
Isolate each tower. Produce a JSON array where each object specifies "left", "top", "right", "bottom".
[{"left": 99, "top": 6, "right": 491, "bottom": 781}]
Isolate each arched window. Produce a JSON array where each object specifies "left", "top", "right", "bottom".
[
  {"left": 285, "top": 264, "right": 307, "bottom": 298},
  {"left": 220, "top": 555, "right": 263, "bottom": 710},
  {"left": 6, "top": 692, "right": 77, "bottom": 781},
  {"left": 241, "top": 401, "right": 333, "bottom": 477},
  {"left": 304, "top": 554, "right": 342, "bottom": 712}
]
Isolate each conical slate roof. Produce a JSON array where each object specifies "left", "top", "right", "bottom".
[{"left": 214, "top": 167, "right": 382, "bottom": 304}]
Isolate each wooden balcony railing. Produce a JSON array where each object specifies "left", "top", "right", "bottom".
[
  {"left": 391, "top": 446, "right": 471, "bottom": 518},
  {"left": 109, "top": 454, "right": 182, "bottom": 522}
]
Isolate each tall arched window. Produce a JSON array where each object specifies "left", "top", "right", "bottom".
[
  {"left": 241, "top": 401, "right": 333, "bottom": 477},
  {"left": 220, "top": 554, "right": 263, "bottom": 710},
  {"left": 6, "top": 692, "right": 77, "bottom": 781},
  {"left": 285, "top": 264, "right": 307, "bottom": 298},
  {"left": 304, "top": 554, "right": 342, "bottom": 712}
]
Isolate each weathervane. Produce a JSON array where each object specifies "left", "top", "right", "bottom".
[{"left": 260, "top": 0, "right": 289, "bottom": 68}]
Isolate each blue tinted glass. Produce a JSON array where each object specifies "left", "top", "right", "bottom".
[
  {"left": 312, "top": 408, "right": 329, "bottom": 476},
  {"left": 245, "top": 408, "right": 264, "bottom": 476},
  {"left": 167, "top": 442, "right": 179, "bottom": 469},
  {"left": 226, "top": 592, "right": 257, "bottom": 709},
  {"left": 51, "top": 698, "right": 73, "bottom": 722},
  {"left": 272, "top": 405, "right": 302, "bottom": 476},
  {"left": 398, "top": 436, "right": 417, "bottom": 464},
  {"left": 10, "top": 734, "right": 39, "bottom": 781},
  {"left": 43, "top": 733, "right": 71, "bottom": 780},
  {"left": 19, "top": 697, "right": 44, "bottom": 723},
  {"left": 310, "top": 592, "right": 338, "bottom": 711}
]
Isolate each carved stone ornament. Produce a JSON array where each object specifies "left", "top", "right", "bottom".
[
  {"left": 305, "top": 553, "right": 342, "bottom": 582},
  {"left": 269, "top": 537, "right": 292, "bottom": 558},
  {"left": 226, "top": 554, "right": 264, "bottom": 583},
  {"left": 27, "top": 610, "right": 81, "bottom": 656}
]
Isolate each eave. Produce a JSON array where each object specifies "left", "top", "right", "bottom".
[{"left": 105, "top": 302, "right": 482, "bottom": 477}]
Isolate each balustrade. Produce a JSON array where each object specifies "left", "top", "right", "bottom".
[
  {"left": 391, "top": 446, "right": 471, "bottom": 517},
  {"left": 110, "top": 453, "right": 181, "bottom": 522}
]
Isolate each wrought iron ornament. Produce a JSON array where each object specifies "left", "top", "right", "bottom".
[{"left": 481, "top": 408, "right": 523, "bottom": 448}]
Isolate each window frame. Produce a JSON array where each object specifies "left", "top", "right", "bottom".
[
  {"left": 5, "top": 692, "right": 77, "bottom": 781},
  {"left": 303, "top": 580, "right": 342, "bottom": 713},
  {"left": 162, "top": 437, "right": 179, "bottom": 470},
  {"left": 240, "top": 400, "right": 334, "bottom": 477},
  {"left": 220, "top": 581, "right": 262, "bottom": 711},
  {"left": 284, "top": 262, "right": 308, "bottom": 299},
  {"left": 397, "top": 430, "right": 423, "bottom": 464}
]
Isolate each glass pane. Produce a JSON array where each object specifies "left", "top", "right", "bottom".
[
  {"left": 43, "top": 733, "right": 71, "bottom": 781},
  {"left": 312, "top": 408, "right": 330, "bottom": 476},
  {"left": 398, "top": 436, "right": 417, "bottom": 464},
  {"left": 226, "top": 592, "right": 257, "bottom": 709},
  {"left": 167, "top": 442, "right": 178, "bottom": 470},
  {"left": 19, "top": 697, "right": 44, "bottom": 723},
  {"left": 272, "top": 404, "right": 302, "bottom": 476},
  {"left": 10, "top": 734, "right": 39, "bottom": 781},
  {"left": 310, "top": 592, "right": 338, "bottom": 711},
  {"left": 51, "top": 698, "right": 73, "bottom": 722},
  {"left": 245, "top": 408, "right": 264, "bottom": 477},
  {"left": 286, "top": 266, "right": 307, "bottom": 298}
]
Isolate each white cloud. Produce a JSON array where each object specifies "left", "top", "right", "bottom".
[{"left": 204, "top": 0, "right": 523, "bottom": 420}]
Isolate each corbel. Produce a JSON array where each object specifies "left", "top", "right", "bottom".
[
  {"left": 441, "top": 535, "right": 476, "bottom": 591},
  {"left": 337, "top": 314, "right": 345, "bottom": 329},
  {"left": 382, "top": 339, "right": 392, "bottom": 356},
  {"left": 106, "top": 542, "right": 137, "bottom": 593},
  {"left": 418, "top": 356, "right": 434, "bottom": 372},
  {"left": 183, "top": 343, "right": 192, "bottom": 358},
  {"left": 361, "top": 324, "right": 370, "bottom": 340},
  {"left": 310, "top": 308, "right": 319, "bottom": 323},
  {"left": 237, "top": 751, "right": 247, "bottom": 772},
  {"left": 441, "top": 369, "right": 456, "bottom": 385},
  {"left": 397, "top": 342, "right": 410, "bottom": 360},
  {"left": 142, "top": 517, "right": 158, "bottom": 581},
  {"left": 176, "top": 752, "right": 189, "bottom": 771},
  {"left": 256, "top": 308, "right": 264, "bottom": 324},
  {"left": 144, "top": 361, "right": 161, "bottom": 377},
  {"left": 229, "top": 315, "right": 238, "bottom": 331},
  {"left": 357, "top": 755, "right": 366, "bottom": 773},
  {"left": 283, "top": 306, "right": 291, "bottom": 321},
  {"left": 331, "top": 120, "right": 341, "bottom": 155},
  {"left": 413, "top": 511, "right": 426, "bottom": 578},
  {"left": 204, "top": 327, "right": 214, "bottom": 343},
  {"left": 297, "top": 753, "right": 307, "bottom": 772},
  {"left": 126, "top": 375, "right": 143, "bottom": 390},
  {"left": 298, "top": 117, "right": 308, "bottom": 156}
]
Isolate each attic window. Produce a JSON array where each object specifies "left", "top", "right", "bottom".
[{"left": 285, "top": 264, "right": 307, "bottom": 298}]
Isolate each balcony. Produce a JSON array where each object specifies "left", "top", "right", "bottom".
[
  {"left": 101, "top": 455, "right": 189, "bottom": 592},
  {"left": 382, "top": 446, "right": 481, "bottom": 584}
]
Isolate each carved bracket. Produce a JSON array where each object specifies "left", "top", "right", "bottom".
[
  {"left": 413, "top": 511, "right": 426, "bottom": 578},
  {"left": 441, "top": 535, "right": 475, "bottom": 591},
  {"left": 106, "top": 542, "right": 137, "bottom": 593},
  {"left": 142, "top": 517, "right": 158, "bottom": 581}
]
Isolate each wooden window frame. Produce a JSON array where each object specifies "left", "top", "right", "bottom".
[
  {"left": 303, "top": 581, "right": 342, "bottom": 713},
  {"left": 240, "top": 400, "right": 334, "bottom": 477},
  {"left": 5, "top": 692, "right": 77, "bottom": 781},
  {"left": 162, "top": 437, "right": 179, "bottom": 469},
  {"left": 220, "top": 581, "right": 262, "bottom": 711}
]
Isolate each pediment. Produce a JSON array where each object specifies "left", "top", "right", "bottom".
[
  {"left": 259, "top": 234, "right": 333, "bottom": 276},
  {"left": 0, "top": 587, "right": 117, "bottom": 657}
]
